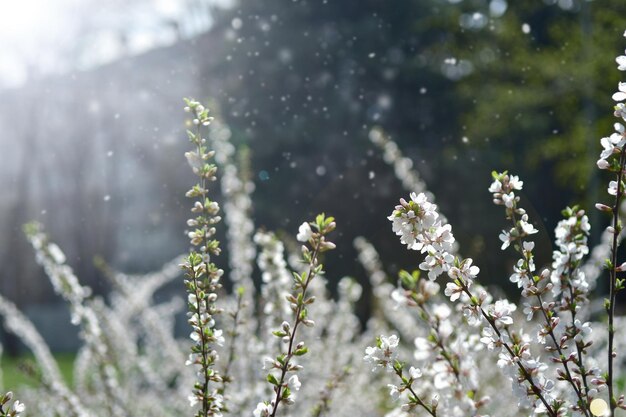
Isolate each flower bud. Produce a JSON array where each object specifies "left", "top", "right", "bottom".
[
  {"left": 431, "top": 394, "right": 439, "bottom": 409},
  {"left": 321, "top": 241, "right": 336, "bottom": 251}
]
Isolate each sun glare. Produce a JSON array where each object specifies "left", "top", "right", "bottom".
[
  {"left": 0, "top": 0, "right": 60, "bottom": 43},
  {"left": 0, "top": 0, "right": 70, "bottom": 86},
  {"left": 0, "top": 0, "right": 230, "bottom": 87}
]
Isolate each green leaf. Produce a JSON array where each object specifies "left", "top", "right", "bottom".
[
  {"left": 398, "top": 269, "right": 415, "bottom": 288},
  {"left": 267, "top": 374, "right": 279, "bottom": 385},
  {"left": 315, "top": 213, "right": 326, "bottom": 228}
]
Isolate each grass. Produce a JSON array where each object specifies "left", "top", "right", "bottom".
[{"left": 1, "top": 353, "right": 75, "bottom": 389}]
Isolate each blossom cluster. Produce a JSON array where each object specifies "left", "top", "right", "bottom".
[
  {"left": 208, "top": 117, "right": 256, "bottom": 295},
  {"left": 488, "top": 172, "right": 538, "bottom": 250},
  {"left": 383, "top": 189, "right": 560, "bottom": 415},
  {"left": 388, "top": 192, "right": 456, "bottom": 281},
  {"left": 490, "top": 175, "right": 602, "bottom": 415},
  {"left": 182, "top": 99, "right": 225, "bottom": 416},
  {"left": 255, "top": 214, "right": 336, "bottom": 417},
  {"left": 254, "top": 231, "right": 292, "bottom": 321},
  {"left": 24, "top": 224, "right": 126, "bottom": 416}
]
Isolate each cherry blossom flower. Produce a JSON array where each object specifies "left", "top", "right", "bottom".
[
  {"left": 364, "top": 334, "right": 400, "bottom": 372},
  {"left": 253, "top": 402, "right": 273, "bottom": 417},
  {"left": 448, "top": 258, "right": 480, "bottom": 283},
  {"left": 499, "top": 230, "right": 513, "bottom": 250},
  {"left": 487, "top": 300, "right": 516, "bottom": 327},
  {"left": 613, "top": 82, "right": 626, "bottom": 101},
  {"left": 296, "top": 222, "right": 313, "bottom": 242},
  {"left": 444, "top": 281, "right": 463, "bottom": 302}
]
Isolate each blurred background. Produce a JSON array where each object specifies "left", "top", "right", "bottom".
[{"left": 0, "top": 0, "right": 625, "bottom": 354}]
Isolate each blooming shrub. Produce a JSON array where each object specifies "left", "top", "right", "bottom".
[{"left": 3, "top": 29, "right": 626, "bottom": 417}]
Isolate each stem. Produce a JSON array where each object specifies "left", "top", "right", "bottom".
[
  {"left": 534, "top": 291, "right": 589, "bottom": 416},
  {"left": 198, "top": 129, "right": 212, "bottom": 417},
  {"left": 567, "top": 276, "right": 591, "bottom": 408},
  {"left": 189, "top": 259, "right": 211, "bottom": 417},
  {"left": 406, "top": 385, "right": 436, "bottom": 417},
  {"left": 269, "top": 243, "right": 321, "bottom": 417},
  {"left": 310, "top": 367, "right": 350, "bottom": 417},
  {"left": 608, "top": 146, "right": 626, "bottom": 414},
  {"left": 394, "top": 368, "right": 437, "bottom": 417},
  {"left": 458, "top": 280, "right": 557, "bottom": 417}
]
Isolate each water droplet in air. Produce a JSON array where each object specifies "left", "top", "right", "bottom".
[{"left": 232, "top": 18, "right": 243, "bottom": 30}]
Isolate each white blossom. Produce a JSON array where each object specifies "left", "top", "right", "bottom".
[
  {"left": 487, "top": 300, "right": 516, "bottom": 327},
  {"left": 448, "top": 258, "right": 480, "bottom": 283},
  {"left": 253, "top": 402, "right": 273, "bottom": 417},
  {"left": 444, "top": 281, "right": 463, "bottom": 302},
  {"left": 288, "top": 375, "right": 301, "bottom": 391},
  {"left": 488, "top": 179, "right": 502, "bottom": 193},
  {"left": 12, "top": 400, "right": 26, "bottom": 413},
  {"left": 618, "top": 54, "right": 626, "bottom": 71},
  {"left": 499, "top": 230, "right": 513, "bottom": 250},
  {"left": 408, "top": 366, "right": 422, "bottom": 379},
  {"left": 296, "top": 222, "right": 313, "bottom": 242},
  {"left": 364, "top": 334, "right": 400, "bottom": 372}
]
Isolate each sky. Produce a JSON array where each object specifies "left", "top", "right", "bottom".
[{"left": 0, "top": 0, "right": 233, "bottom": 89}]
